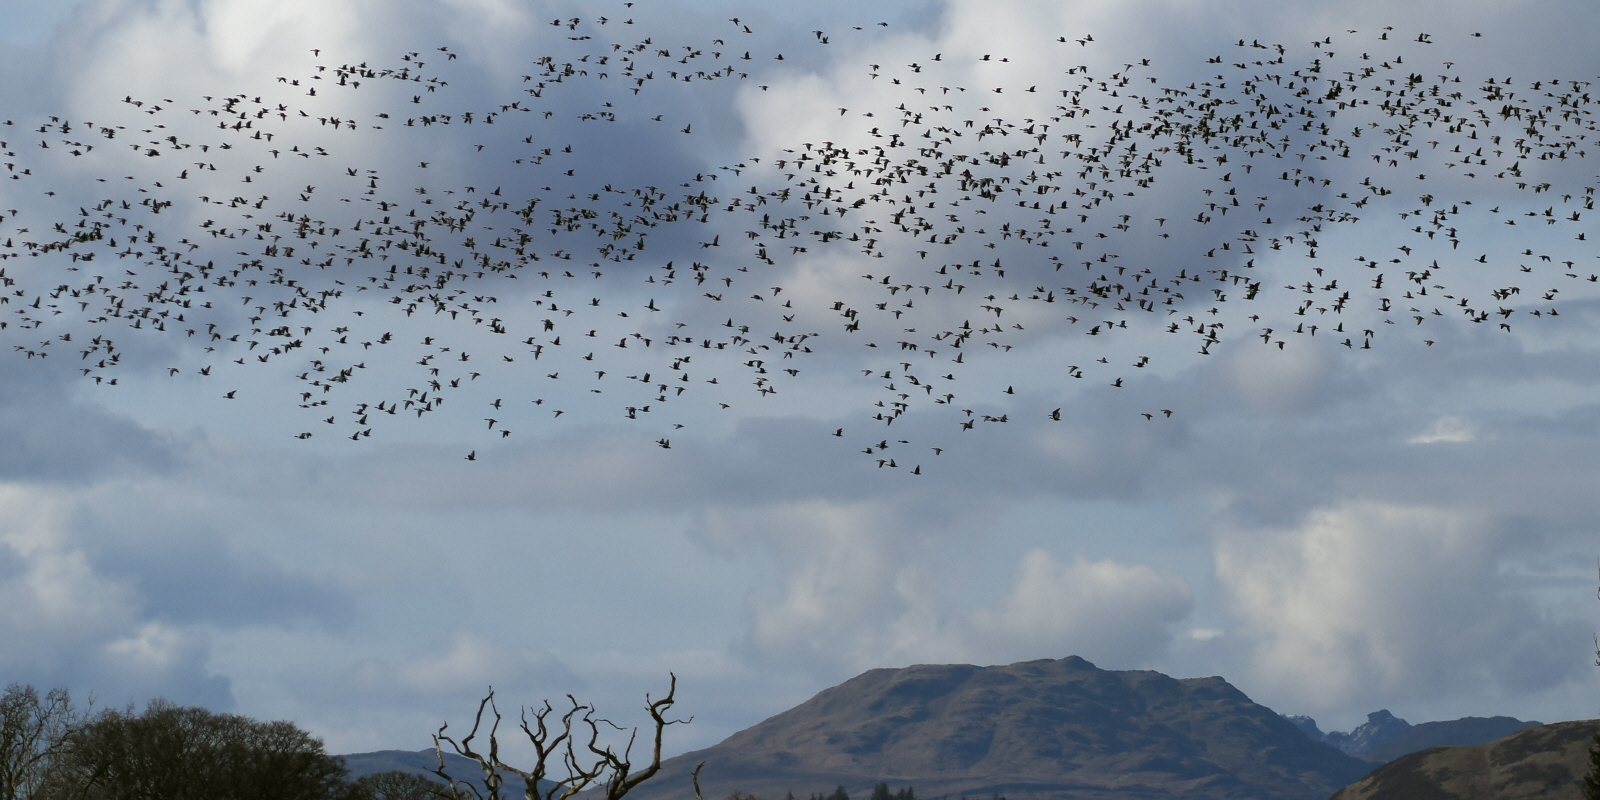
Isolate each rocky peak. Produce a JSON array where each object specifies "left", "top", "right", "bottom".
[{"left": 1324, "top": 710, "right": 1411, "bottom": 756}]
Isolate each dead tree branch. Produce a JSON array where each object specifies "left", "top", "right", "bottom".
[{"left": 434, "top": 675, "right": 686, "bottom": 800}]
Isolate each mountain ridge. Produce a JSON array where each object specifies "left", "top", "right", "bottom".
[
  {"left": 1286, "top": 710, "right": 1542, "bottom": 762},
  {"left": 334, "top": 660, "right": 1571, "bottom": 800},
  {"left": 1328, "top": 719, "right": 1598, "bottom": 800},
  {"left": 623, "top": 656, "right": 1370, "bottom": 800},
  {"left": 338, "top": 748, "right": 532, "bottom": 797}
]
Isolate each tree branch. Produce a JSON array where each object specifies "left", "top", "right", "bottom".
[{"left": 435, "top": 675, "right": 686, "bottom": 800}]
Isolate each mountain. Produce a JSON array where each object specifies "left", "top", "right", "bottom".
[
  {"left": 1288, "top": 710, "right": 1542, "bottom": 762},
  {"left": 625, "top": 656, "right": 1372, "bottom": 800},
  {"left": 339, "top": 748, "right": 530, "bottom": 797},
  {"left": 1324, "top": 711, "right": 1413, "bottom": 758},
  {"left": 1328, "top": 719, "right": 1598, "bottom": 800},
  {"left": 1285, "top": 715, "right": 1326, "bottom": 742},
  {"left": 1364, "top": 716, "right": 1545, "bottom": 763}
]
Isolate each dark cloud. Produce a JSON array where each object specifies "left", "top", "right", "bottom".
[
  {"left": 0, "top": 373, "right": 190, "bottom": 483},
  {"left": 80, "top": 524, "right": 356, "bottom": 628},
  {"left": 0, "top": 0, "right": 1595, "bottom": 755}
]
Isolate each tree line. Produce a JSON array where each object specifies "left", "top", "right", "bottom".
[
  {"left": 0, "top": 683, "right": 447, "bottom": 800},
  {"left": 4, "top": 677, "right": 1595, "bottom": 800},
  {"left": 1, "top": 675, "right": 679, "bottom": 800}
]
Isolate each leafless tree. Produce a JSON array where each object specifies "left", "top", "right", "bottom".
[
  {"left": 433, "top": 675, "right": 686, "bottom": 800},
  {"left": 0, "top": 685, "right": 82, "bottom": 800}
]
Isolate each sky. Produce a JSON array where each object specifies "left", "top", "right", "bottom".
[{"left": 0, "top": 0, "right": 1597, "bottom": 764}]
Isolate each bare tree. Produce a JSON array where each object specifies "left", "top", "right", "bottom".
[
  {"left": 0, "top": 685, "right": 82, "bottom": 800},
  {"left": 433, "top": 675, "right": 686, "bottom": 800}
]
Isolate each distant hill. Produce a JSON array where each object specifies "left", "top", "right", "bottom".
[
  {"left": 1328, "top": 719, "right": 1598, "bottom": 800},
  {"left": 623, "top": 656, "right": 1372, "bottom": 800},
  {"left": 1286, "top": 710, "right": 1542, "bottom": 762},
  {"left": 339, "top": 748, "right": 530, "bottom": 797},
  {"left": 1364, "top": 716, "right": 1545, "bottom": 763},
  {"left": 1324, "top": 711, "right": 1414, "bottom": 758}
]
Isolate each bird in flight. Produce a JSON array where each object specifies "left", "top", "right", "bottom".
[{"left": 0, "top": 13, "right": 1589, "bottom": 476}]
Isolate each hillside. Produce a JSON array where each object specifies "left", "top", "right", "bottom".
[
  {"left": 1288, "top": 711, "right": 1542, "bottom": 761},
  {"left": 1363, "top": 716, "right": 1544, "bottom": 763},
  {"left": 339, "top": 748, "right": 530, "bottom": 797},
  {"left": 624, "top": 656, "right": 1371, "bottom": 800},
  {"left": 1328, "top": 719, "right": 1598, "bottom": 800}
]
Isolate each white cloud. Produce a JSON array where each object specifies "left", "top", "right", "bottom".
[
  {"left": 968, "top": 548, "right": 1194, "bottom": 666},
  {"left": 717, "top": 499, "right": 953, "bottom": 673},
  {"left": 0, "top": 483, "right": 232, "bottom": 708},
  {"left": 1221, "top": 338, "right": 1339, "bottom": 415},
  {"left": 0, "top": 485, "right": 134, "bottom": 634},
  {"left": 1408, "top": 415, "right": 1476, "bottom": 445},
  {"left": 717, "top": 499, "right": 1191, "bottom": 677},
  {"left": 398, "top": 631, "right": 567, "bottom": 695},
  {"left": 1214, "top": 502, "right": 1590, "bottom": 717}
]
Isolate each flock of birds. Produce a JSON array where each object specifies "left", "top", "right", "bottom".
[{"left": 3, "top": 7, "right": 1597, "bottom": 470}]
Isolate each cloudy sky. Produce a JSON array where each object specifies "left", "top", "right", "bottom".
[{"left": 0, "top": 0, "right": 1597, "bottom": 762}]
